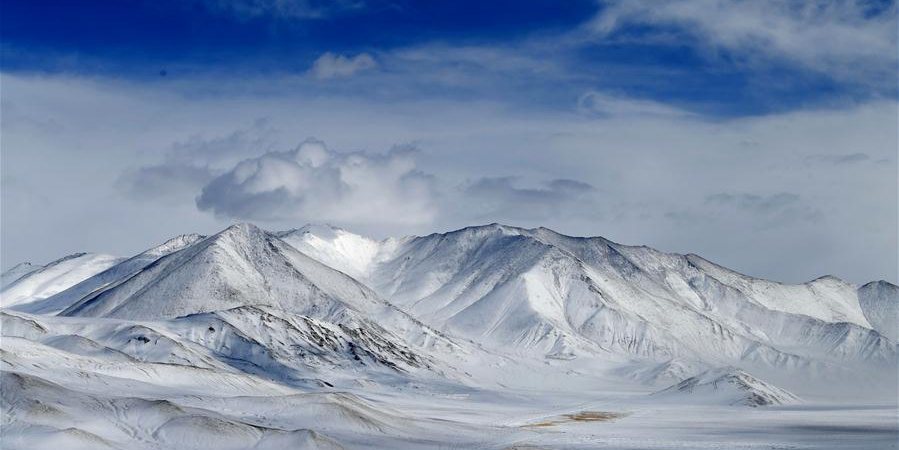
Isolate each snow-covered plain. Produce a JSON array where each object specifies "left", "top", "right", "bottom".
[{"left": 2, "top": 223, "right": 896, "bottom": 449}]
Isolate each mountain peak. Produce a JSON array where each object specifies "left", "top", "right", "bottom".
[
  {"left": 60, "top": 222, "right": 384, "bottom": 320},
  {"left": 220, "top": 222, "right": 264, "bottom": 235},
  {"left": 209, "top": 223, "right": 272, "bottom": 247},
  {"left": 438, "top": 223, "right": 525, "bottom": 238},
  {"left": 807, "top": 274, "right": 846, "bottom": 284},
  {"left": 861, "top": 280, "right": 898, "bottom": 290}
]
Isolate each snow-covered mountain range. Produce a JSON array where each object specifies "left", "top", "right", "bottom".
[
  {"left": 2, "top": 223, "right": 896, "bottom": 449},
  {"left": 282, "top": 224, "right": 895, "bottom": 369}
]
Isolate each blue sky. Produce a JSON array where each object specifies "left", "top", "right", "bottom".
[
  {"left": 4, "top": 0, "right": 893, "bottom": 115},
  {"left": 1, "top": 0, "right": 897, "bottom": 283}
]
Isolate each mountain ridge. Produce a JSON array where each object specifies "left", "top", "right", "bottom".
[
  {"left": 2, "top": 221, "right": 896, "bottom": 449},
  {"left": 280, "top": 222, "right": 896, "bottom": 374},
  {"left": 4, "top": 222, "right": 896, "bottom": 383}
]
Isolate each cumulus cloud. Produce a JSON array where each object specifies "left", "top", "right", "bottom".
[
  {"left": 190, "top": 137, "right": 603, "bottom": 231},
  {"left": 310, "top": 52, "right": 378, "bottom": 79},
  {"left": 592, "top": 0, "right": 897, "bottom": 89},
  {"left": 196, "top": 140, "right": 437, "bottom": 227}
]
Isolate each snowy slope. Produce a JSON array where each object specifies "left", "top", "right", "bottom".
[
  {"left": 1, "top": 253, "right": 123, "bottom": 308},
  {"left": 11, "top": 234, "right": 204, "bottom": 315},
  {"left": 857, "top": 280, "right": 899, "bottom": 342},
  {"left": 2, "top": 222, "right": 897, "bottom": 449},
  {"left": 683, "top": 255, "right": 870, "bottom": 327},
  {"left": 1, "top": 262, "right": 42, "bottom": 289},
  {"left": 652, "top": 366, "right": 800, "bottom": 407},
  {"left": 0, "top": 332, "right": 484, "bottom": 450},
  {"left": 0, "top": 338, "right": 351, "bottom": 450},
  {"left": 277, "top": 224, "right": 398, "bottom": 280},
  {"left": 60, "top": 224, "right": 380, "bottom": 320},
  {"left": 55, "top": 224, "right": 464, "bottom": 383},
  {"left": 289, "top": 224, "right": 896, "bottom": 371}
]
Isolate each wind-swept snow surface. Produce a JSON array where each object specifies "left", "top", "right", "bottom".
[
  {"left": 2, "top": 223, "right": 896, "bottom": 449},
  {"left": 1, "top": 253, "right": 123, "bottom": 309},
  {"left": 10, "top": 234, "right": 204, "bottom": 315}
]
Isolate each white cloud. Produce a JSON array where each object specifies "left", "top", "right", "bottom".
[
  {"left": 193, "top": 137, "right": 604, "bottom": 235},
  {"left": 309, "top": 52, "right": 378, "bottom": 79},
  {"left": 577, "top": 91, "right": 693, "bottom": 118},
  {"left": 196, "top": 140, "right": 437, "bottom": 227},
  {"left": 593, "top": 0, "right": 897, "bottom": 88}
]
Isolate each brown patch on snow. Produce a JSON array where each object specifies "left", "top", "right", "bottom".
[{"left": 522, "top": 410, "right": 626, "bottom": 428}]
